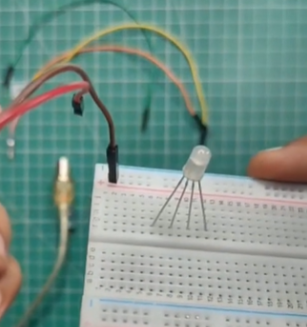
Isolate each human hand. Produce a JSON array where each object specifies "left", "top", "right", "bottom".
[
  {"left": 0, "top": 204, "right": 22, "bottom": 320},
  {"left": 247, "top": 135, "right": 307, "bottom": 183}
]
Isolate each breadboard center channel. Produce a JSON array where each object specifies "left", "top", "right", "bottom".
[{"left": 80, "top": 164, "right": 307, "bottom": 327}]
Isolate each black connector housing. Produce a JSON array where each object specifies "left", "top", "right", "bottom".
[
  {"left": 141, "top": 107, "right": 150, "bottom": 132},
  {"left": 107, "top": 144, "right": 119, "bottom": 183},
  {"left": 72, "top": 94, "right": 84, "bottom": 116},
  {"left": 193, "top": 114, "right": 208, "bottom": 145},
  {"left": 3, "top": 65, "right": 14, "bottom": 89}
]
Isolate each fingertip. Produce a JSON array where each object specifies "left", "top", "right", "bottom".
[
  {"left": 247, "top": 141, "right": 307, "bottom": 183},
  {"left": 247, "top": 149, "right": 284, "bottom": 181}
]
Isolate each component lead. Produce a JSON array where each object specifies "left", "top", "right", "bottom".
[
  {"left": 187, "top": 182, "right": 195, "bottom": 230},
  {"left": 152, "top": 146, "right": 211, "bottom": 230},
  {"left": 151, "top": 176, "right": 184, "bottom": 227},
  {"left": 169, "top": 179, "right": 188, "bottom": 228},
  {"left": 198, "top": 181, "right": 207, "bottom": 230}
]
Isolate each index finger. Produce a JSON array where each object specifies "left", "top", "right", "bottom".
[{"left": 247, "top": 136, "right": 307, "bottom": 183}]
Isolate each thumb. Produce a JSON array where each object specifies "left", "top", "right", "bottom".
[{"left": 247, "top": 136, "right": 307, "bottom": 183}]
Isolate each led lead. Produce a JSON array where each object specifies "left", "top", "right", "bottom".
[{"left": 152, "top": 146, "right": 211, "bottom": 230}]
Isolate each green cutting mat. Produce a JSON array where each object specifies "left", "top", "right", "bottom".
[{"left": 0, "top": 0, "right": 306, "bottom": 326}]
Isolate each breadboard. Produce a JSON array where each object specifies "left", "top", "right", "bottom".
[{"left": 80, "top": 164, "right": 307, "bottom": 327}]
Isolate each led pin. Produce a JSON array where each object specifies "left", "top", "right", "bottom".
[{"left": 152, "top": 145, "right": 211, "bottom": 230}]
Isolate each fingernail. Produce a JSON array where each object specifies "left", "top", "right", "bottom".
[{"left": 263, "top": 147, "right": 282, "bottom": 152}]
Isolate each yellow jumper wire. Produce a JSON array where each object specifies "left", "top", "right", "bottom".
[{"left": 33, "top": 23, "right": 209, "bottom": 124}]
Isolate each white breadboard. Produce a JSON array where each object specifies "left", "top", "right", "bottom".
[{"left": 80, "top": 164, "right": 307, "bottom": 327}]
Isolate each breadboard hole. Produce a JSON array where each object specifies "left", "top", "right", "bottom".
[
  {"left": 162, "top": 309, "right": 211, "bottom": 327},
  {"left": 92, "top": 188, "right": 307, "bottom": 250},
  {"left": 82, "top": 165, "right": 307, "bottom": 327},
  {"left": 113, "top": 168, "right": 307, "bottom": 201},
  {"left": 100, "top": 304, "right": 150, "bottom": 325},
  {"left": 285, "top": 322, "right": 307, "bottom": 327},
  {"left": 84, "top": 243, "right": 307, "bottom": 314},
  {"left": 264, "top": 184, "right": 307, "bottom": 200},
  {"left": 225, "top": 316, "right": 272, "bottom": 327},
  {"left": 81, "top": 297, "right": 307, "bottom": 327}
]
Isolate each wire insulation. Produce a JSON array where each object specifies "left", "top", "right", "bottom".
[
  {"left": 0, "top": 82, "right": 89, "bottom": 130},
  {"left": 8, "top": 45, "right": 194, "bottom": 140},
  {"left": 13, "top": 207, "right": 69, "bottom": 327},
  {"left": 11, "top": 1, "right": 149, "bottom": 68},
  {"left": 33, "top": 23, "right": 209, "bottom": 124},
  {"left": 10, "top": 64, "right": 116, "bottom": 147},
  {"left": 6, "top": 0, "right": 155, "bottom": 111},
  {"left": 35, "top": 46, "right": 195, "bottom": 117}
]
